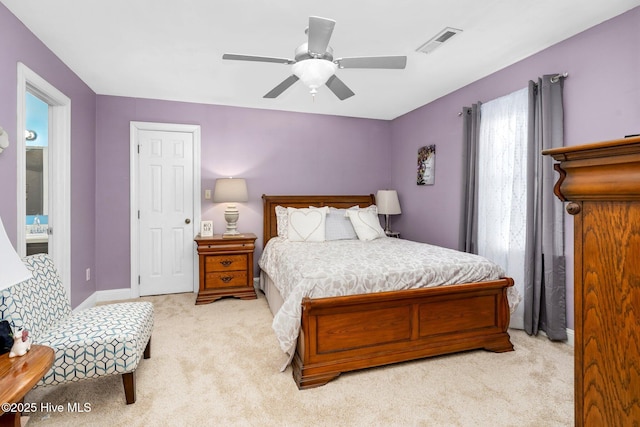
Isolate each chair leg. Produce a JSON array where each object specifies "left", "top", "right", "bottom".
[
  {"left": 122, "top": 372, "right": 136, "bottom": 404},
  {"left": 121, "top": 338, "right": 150, "bottom": 404},
  {"left": 144, "top": 337, "right": 151, "bottom": 359}
]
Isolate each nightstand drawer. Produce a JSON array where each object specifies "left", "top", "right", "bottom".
[
  {"left": 204, "top": 271, "right": 248, "bottom": 288},
  {"left": 205, "top": 255, "right": 247, "bottom": 272}
]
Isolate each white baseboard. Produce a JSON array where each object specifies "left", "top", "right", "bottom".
[
  {"left": 96, "top": 288, "right": 135, "bottom": 303},
  {"left": 73, "top": 288, "right": 135, "bottom": 312},
  {"left": 566, "top": 328, "right": 575, "bottom": 347},
  {"left": 536, "top": 328, "right": 575, "bottom": 347},
  {"left": 73, "top": 292, "right": 97, "bottom": 312}
]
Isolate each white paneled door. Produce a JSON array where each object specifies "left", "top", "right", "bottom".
[{"left": 138, "top": 129, "right": 195, "bottom": 296}]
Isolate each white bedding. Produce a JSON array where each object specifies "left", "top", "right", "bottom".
[{"left": 258, "top": 236, "right": 521, "bottom": 359}]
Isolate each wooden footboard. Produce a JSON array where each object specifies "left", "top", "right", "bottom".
[{"left": 292, "top": 278, "right": 514, "bottom": 389}]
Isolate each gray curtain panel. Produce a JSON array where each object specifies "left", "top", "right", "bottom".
[
  {"left": 459, "top": 103, "right": 481, "bottom": 253},
  {"left": 523, "top": 76, "right": 567, "bottom": 340},
  {"left": 461, "top": 75, "right": 567, "bottom": 340}
]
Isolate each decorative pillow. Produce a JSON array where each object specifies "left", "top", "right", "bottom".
[
  {"left": 287, "top": 207, "right": 328, "bottom": 242},
  {"left": 275, "top": 206, "right": 288, "bottom": 238},
  {"left": 324, "top": 207, "right": 359, "bottom": 240},
  {"left": 360, "top": 204, "right": 378, "bottom": 215},
  {"left": 345, "top": 209, "right": 386, "bottom": 241}
]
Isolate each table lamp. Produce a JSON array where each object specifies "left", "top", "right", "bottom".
[
  {"left": 0, "top": 216, "right": 31, "bottom": 292},
  {"left": 376, "top": 190, "right": 402, "bottom": 235},
  {"left": 212, "top": 178, "right": 248, "bottom": 237}
]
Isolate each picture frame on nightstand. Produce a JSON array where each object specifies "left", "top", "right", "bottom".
[{"left": 200, "top": 220, "right": 213, "bottom": 237}]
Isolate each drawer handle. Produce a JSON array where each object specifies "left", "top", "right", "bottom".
[
  {"left": 220, "top": 276, "right": 233, "bottom": 283},
  {"left": 220, "top": 260, "right": 233, "bottom": 267}
]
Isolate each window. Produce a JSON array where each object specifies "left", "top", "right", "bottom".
[{"left": 477, "top": 87, "right": 528, "bottom": 329}]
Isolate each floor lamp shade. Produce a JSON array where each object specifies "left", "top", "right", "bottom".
[
  {"left": 0, "top": 216, "right": 31, "bottom": 291},
  {"left": 213, "top": 178, "right": 248, "bottom": 237},
  {"left": 376, "top": 190, "right": 402, "bottom": 234}
]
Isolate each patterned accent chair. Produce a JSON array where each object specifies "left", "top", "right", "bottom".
[{"left": 0, "top": 254, "right": 154, "bottom": 404}]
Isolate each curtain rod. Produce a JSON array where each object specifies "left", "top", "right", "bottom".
[
  {"left": 457, "top": 72, "right": 569, "bottom": 116},
  {"left": 550, "top": 72, "right": 568, "bottom": 83}
]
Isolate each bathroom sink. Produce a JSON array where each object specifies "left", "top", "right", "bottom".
[{"left": 26, "top": 233, "right": 48, "bottom": 243}]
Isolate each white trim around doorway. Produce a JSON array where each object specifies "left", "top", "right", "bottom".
[{"left": 16, "top": 62, "right": 71, "bottom": 301}]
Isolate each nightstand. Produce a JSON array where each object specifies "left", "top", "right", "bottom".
[{"left": 194, "top": 233, "right": 257, "bottom": 305}]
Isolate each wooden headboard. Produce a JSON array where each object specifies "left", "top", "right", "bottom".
[{"left": 261, "top": 194, "right": 376, "bottom": 248}]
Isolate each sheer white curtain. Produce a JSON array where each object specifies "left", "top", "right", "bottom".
[{"left": 477, "top": 88, "right": 528, "bottom": 329}]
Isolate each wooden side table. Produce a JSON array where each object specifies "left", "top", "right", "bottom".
[
  {"left": 0, "top": 345, "right": 54, "bottom": 427},
  {"left": 194, "top": 233, "right": 257, "bottom": 305}
]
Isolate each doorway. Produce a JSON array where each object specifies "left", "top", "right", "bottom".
[
  {"left": 25, "top": 92, "right": 49, "bottom": 255},
  {"left": 130, "top": 122, "right": 201, "bottom": 297},
  {"left": 17, "top": 63, "right": 71, "bottom": 299}
]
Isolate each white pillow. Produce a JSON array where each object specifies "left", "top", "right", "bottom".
[
  {"left": 361, "top": 204, "right": 378, "bottom": 215},
  {"left": 345, "top": 209, "right": 386, "bottom": 241},
  {"left": 326, "top": 207, "right": 359, "bottom": 240},
  {"left": 287, "top": 206, "right": 328, "bottom": 242},
  {"left": 275, "top": 206, "right": 288, "bottom": 238},
  {"left": 309, "top": 206, "right": 359, "bottom": 240}
]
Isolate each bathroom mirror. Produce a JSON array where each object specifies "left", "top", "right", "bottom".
[
  {"left": 26, "top": 146, "right": 48, "bottom": 215},
  {"left": 25, "top": 91, "right": 50, "bottom": 255}
]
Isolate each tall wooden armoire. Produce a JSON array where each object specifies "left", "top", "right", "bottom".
[{"left": 543, "top": 136, "right": 640, "bottom": 427}]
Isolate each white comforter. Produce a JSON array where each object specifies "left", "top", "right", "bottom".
[{"left": 259, "top": 237, "right": 520, "bottom": 358}]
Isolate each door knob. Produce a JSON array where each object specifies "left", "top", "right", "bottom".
[{"left": 185, "top": 218, "right": 191, "bottom": 224}]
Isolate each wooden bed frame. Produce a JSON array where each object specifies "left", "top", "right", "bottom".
[{"left": 262, "top": 194, "right": 515, "bottom": 389}]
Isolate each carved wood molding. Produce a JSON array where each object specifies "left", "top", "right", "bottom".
[
  {"left": 543, "top": 136, "right": 640, "bottom": 203},
  {"left": 553, "top": 163, "right": 567, "bottom": 202}
]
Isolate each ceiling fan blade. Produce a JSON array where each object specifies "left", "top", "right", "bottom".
[
  {"left": 326, "top": 75, "right": 355, "bottom": 100},
  {"left": 335, "top": 56, "right": 407, "bottom": 69},
  {"left": 307, "top": 16, "right": 336, "bottom": 56},
  {"left": 222, "top": 53, "right": 294, "bottom": 65},
  {"left": 264, "top": 75, "right": 300, "bottom": 98}
]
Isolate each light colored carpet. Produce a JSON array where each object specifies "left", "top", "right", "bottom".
[{"left": 24, "top": 292, "right": 574, "bottom": 426}]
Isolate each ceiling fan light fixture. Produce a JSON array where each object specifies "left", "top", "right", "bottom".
[
  {"left": 292, "top": 59, "right": 337, "bottom": 96},
  {"left": 222, "top": 16, "right": 405, "bottom": 101}
]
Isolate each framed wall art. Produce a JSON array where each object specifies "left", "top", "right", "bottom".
[{"left": 417, "top": 145, "right": 436, "bottom": 185}]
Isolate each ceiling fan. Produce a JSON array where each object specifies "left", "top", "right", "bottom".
[{"left": 222, "top": 16, "right": 407, "bottom": 101}]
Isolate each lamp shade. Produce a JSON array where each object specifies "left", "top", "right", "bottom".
[
  {"left": 212, "top": 178, "right": 248, "bottom": 203},
  {"left": 0, "top": 216, "right": 31, "bottom": 291},
  {"left": 376, "top": 190, "right": 401, "bottom": 215}
]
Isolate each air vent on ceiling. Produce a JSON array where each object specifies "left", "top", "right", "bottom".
[{"left": 416, "top": 27, "right": 462, "bottom": 54}]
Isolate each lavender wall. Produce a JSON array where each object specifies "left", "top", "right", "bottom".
[
  {"left": 0, "top": 4, "right": 97, "bottom": 307},
  {"left": 95, "top": 96, "right": 391, "bottom": 290},
  {"left": 389, "top": 6, "right": 640, "bottom": 329}
]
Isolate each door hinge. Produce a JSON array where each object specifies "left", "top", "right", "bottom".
[
  {"left": 137, "top": 144, "right": 140, "bottom": 154},
  {"left": 138, "top": 275, "right": 141, "bottom": 285},
  {"left": 138, "top": 210, "right": 140, "bottom": 219}
]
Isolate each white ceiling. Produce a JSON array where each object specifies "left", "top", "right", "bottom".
[{"left": 3, "top": 0, "right": 639, "bottom": 120}]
